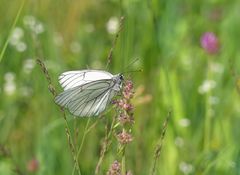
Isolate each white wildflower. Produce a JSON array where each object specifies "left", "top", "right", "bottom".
[
  {"left": 4, "top": 72, "right": 16, "bottom": 96},
  {"left": 198, "top": 80, "right": 216, "bottom": 94},
  {"left": 178, "top": 118, "right": 191, "bottom": 127},
  {"left": 4, "top": 72, "right": 15, "bottom": 82},
  {"left": 175, "top": 137, "right": 184, "bottom": 147},
  {"left": 106, "top": 17, "right": 119, "bottom": 34},
  {"left": 23, "top": 15, "right": 44, "bottom": 34},
  {"left": 179, "top": 162, "right": 194, "bottom": 174},
  {"left": 16, "top": 42, "right": 27, "bottom": 52},
  {"left": 9, "top": 27, "right": 24, "bottom": 46},
  {"left": 23, "top": 58, "right": 35, "bottom": 74}
]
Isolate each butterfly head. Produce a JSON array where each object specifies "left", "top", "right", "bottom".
[{"left": 119, "top": 74, "right": 124, "bottom": 81}]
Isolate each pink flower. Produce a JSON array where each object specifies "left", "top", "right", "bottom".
[
  {"left": 117, "top": 130, "right": 133, "bottom": 144},
  {"left": 107, "top": 160, "right": 121, "bottom": 175},
  {"left": 200, "top": 32, "right": 220, "bottom": 54}
]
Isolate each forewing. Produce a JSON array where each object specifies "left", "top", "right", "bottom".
[
  {"left": 55, "top": 79, "right": 117, "bottom": 117},
  {"left": 59, "top": 70, "right": 113, "bottom": 90}
]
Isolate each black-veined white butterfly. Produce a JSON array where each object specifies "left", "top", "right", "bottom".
[{"left": 55, "top": 70, "right": 124, "bottom": 117}]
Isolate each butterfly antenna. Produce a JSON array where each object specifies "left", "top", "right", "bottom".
[
  {"left": 122, "top": 68, "right": 143, "bottom": 75},
  {"left": 105, "top": 16, "right": 125, "bottom": 70}
]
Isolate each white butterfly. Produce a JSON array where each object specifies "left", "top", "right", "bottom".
[{"left": 55, "top": 70, "right": 124, "bottom": 117}]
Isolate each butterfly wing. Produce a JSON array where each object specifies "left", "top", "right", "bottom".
[
  {"left": 59, "top": 70, "right": 113, "bottom": 90},
  {"left": 55, "top": 79, "right": 118, "bottom": 117}
]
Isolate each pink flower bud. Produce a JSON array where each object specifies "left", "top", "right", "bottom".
[{"left": 200, "top": 32, "right": 220, "bottom": 54}]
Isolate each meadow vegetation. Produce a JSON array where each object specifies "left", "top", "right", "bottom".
[{"left": 1, "top": 0, "right": 240, "bottom": 175}]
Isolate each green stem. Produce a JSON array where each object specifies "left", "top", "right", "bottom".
[
  {"left": 72, "top": 118, "right": 91, "bottom": 175},
  {"left": 0, "top": 0, "right": 26, "bottom": 63},
  {"left": 204, "top": 60, "right": 212, "bottom": 151},
  {"left": 121, "top": 147, "right": 126, "bottom": 175}
]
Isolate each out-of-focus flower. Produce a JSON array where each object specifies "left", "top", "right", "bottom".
[
  {"left": 27, "top": 158, "right": 39, "bottom": 173},
  {"left": 4, "top": 72, "right": 15, "bottom": 82},
  {"left": 4, "top": 82, "right": 16, "bottom": 95},
  {"left": 106, "top": 17, "right": 119, "bottom": 34},
  {"left": 4, "top": 72, "right": 16, "bottom": 95},
  {"left": 9, "top": 27, "right": 24, "bottom": 45},
  {"left": 179, "top": 162, "right": 194, "bottom": 174},
  {"left": 23, "top": 15, "right": 45, "bottom": 34},
  {"left": 107, "top": 160, "right": 121, "bottom": 175},
  {"left": 23, "top": 58, "right": 35, "bottom": 74},
  {"left": 9, "top": 27, "right": 27, "bottom": 52},
  {"left": 200, "top": 32, "right": 220, "bottom": 54},
  {"left": 117, "top": 130, "right": 133, "bottom": 144},
  {"left": 175, "top": 137, "right": 184, "bottom": 147},
  {"left": 178, "top": 118, "right": 191, "bottom": 127},
  {"left": 198, "top": 80, "right": 216, "bottom": 94},
  {"left": 16, "top": 41, "right": 27, "bottom": 52}
]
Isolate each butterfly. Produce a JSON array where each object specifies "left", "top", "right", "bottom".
[{"left": 55, "top": 70, "right": 124, "bottom": 117}]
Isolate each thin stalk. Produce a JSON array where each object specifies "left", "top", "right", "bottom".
[
  {"left": 95, "top": 117, "right": 116, "bottom": 174},
  {"left": 121, "top": 147, "right": 126, "bottom": 175},
  {"left": 204, "top": 60, "right": 212, "bottom": 151},
  {"left": 151, "top": 111, "right": 171, "bottom": 175},
  {"left": 72, "top": 118, "right": 91, "bottom": 175},
  {"left": 0, "top": 0, "right": 26, "bottom": 63},
  {"left": 36, "top": 58, "right": 81, "bottom": 175}
]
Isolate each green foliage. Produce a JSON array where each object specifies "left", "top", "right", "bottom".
[{"left": 1, "top": 0, "right": 240, "bottom": 174}]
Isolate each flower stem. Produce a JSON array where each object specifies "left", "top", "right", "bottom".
[
  {"left": 204, "top": 60, "right": 212, "bottom": 151},
  {"left": 121, "top": 146, "right": 126, "bottom": 175}
]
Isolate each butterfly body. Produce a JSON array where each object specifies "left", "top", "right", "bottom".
[{"left": 55, "top": 70, "right": 123, "bottom": 117}]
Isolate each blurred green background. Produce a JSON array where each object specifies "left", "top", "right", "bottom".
[{"left": 1, "top": 0, "right": 240, "bottom": 175}]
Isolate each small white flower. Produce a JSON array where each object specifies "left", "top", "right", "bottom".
[
  {"left": 23, "top": 59, "right": 35, "bottom": 74},
  {"left": 4, "top": 72, "right": 15, "bottom": 82},
  {"left": 35, "top": 23, "right": 45, "bottom": 34},
  {"left": 198, "top": 80, "right": 216, "bottom": 94},
  {"left": 106, "top": 17, "right": 119, "bottom": 34},
  {"left": 23, "top": 15, "right": 44, "bottom": 34},
  {"left": 178, "top": 118, "right": 191, "bottom": 127},
  {"left": 179, "top": 162, "right": 194, "bottom": 174},
  {"left": 175, "top": 137, "right": 184, "bottom": 147},
  {"left": 4, "top": 81, "right": 16, "bottom": 95},
  {"left": 9, "top": 27, "right": 24, "bottom": 46},
  {"left": 23, "top": 15, "right": 36, "bottom": 28},
  {"left": 16, "top": 42, "right": 27, "bottom": 52}
]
